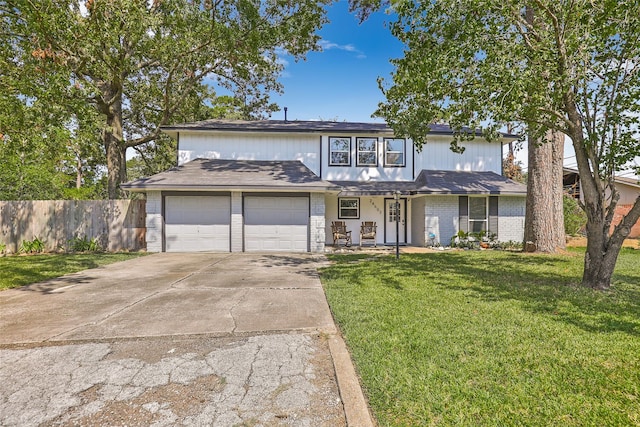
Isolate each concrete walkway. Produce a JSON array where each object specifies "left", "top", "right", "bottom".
[{"left": 0, "top": 253, "right": 373, "bottom": 426}]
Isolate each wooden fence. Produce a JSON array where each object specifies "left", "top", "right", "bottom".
[{"left": 0, "top": 200, "right": 146, "bottom": 253}]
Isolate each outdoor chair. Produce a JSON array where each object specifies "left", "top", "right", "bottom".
[
  {"left": 331, "top": 221, "right": 352, "bottom": 247},
  {"left": 360, "top": 221, "right": 377, "bottom": 247}
]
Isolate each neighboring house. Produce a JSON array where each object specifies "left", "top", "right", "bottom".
[
  {"left": 564, "top": 168, "right": 640, "bottom": 238},
  {"left": 122, "top": 120, "right": 527, "bottom": 252}
]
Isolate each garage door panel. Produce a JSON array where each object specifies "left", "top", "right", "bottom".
[
  {"left": 244, "top": 196, "right": 309, "bottom": 252},
  {"left": 165, "top": 196, "right": 230, "bottom": 252}
]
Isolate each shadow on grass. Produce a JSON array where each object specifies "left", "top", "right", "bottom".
[{"left": 323, "top": 250, "right": 640, "bottom": 336}]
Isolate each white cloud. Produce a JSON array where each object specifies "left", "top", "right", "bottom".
[{"left": 318, "top": 40, "right": 366, "bottom": 58}]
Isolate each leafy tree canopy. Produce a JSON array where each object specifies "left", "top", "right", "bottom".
[
  {"left": 1, "top": 0, "right": 331, "bottom": 198},
  {"left": 360, "top": 0, "right": 640, "bottom": 288}
]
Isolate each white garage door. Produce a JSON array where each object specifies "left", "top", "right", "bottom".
[
  {"left": 244, "top": 196, "right": 309, "bottom": 252},
  {"left": 165, "top": 195, "right": 230, "bottom": 252}
]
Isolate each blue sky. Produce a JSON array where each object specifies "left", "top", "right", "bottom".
[
  {"left": 270, "top": 1, "right": 403, "bottom": 123},
  {"left": 267, "top": 2, "right": 639, "bottom": 178}
]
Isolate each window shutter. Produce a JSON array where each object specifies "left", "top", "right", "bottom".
[
  {"left": 489, "top": 196, "right": 499, "bottom": 235},
  {"left": 459, "top": 196, "right": 469, "bottom": 233}
]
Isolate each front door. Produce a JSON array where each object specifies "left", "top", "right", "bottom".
[{"left": 385, "top": 198, "right": 406, "bottom": 244}]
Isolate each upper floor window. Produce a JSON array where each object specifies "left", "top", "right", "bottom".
[
  {"left": 329, "top": 137, "right": 351, "bottom": 166},
  {"left": 384, "top": 138, "right": 405, "bottom": 167},
  {"left": 357, "top": 138, "right": 378, "bottom": 166},
  {"left": 469, "top": 197, "right": 487, "bottom": 233}
]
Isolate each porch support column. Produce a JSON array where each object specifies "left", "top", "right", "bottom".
[
  {"left": 310, "top": 193, "right": 326, "bottom": 253},
  {"left": 230, "top": 191, "right": 243, "bottom": 252}
]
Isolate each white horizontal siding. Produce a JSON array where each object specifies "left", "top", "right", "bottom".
[
  {"left": 178, "top": 132, "right": 320, "bottom": 175},
  {"left": 414, "top": 136, "right": 503, "bottom": 174},
  {"left": 176, "top": 131, "right": 505, "bottom": 181}
]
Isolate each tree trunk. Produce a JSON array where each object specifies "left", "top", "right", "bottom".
[
  {"left": 581, "top": 187, "right": 640, "bottom": 289},
  {"left": 563, "top": 98, "right": 640, "bottom": 288},
  {"left": 550, "top": 130, "right": 566, "bottom": 250},
  {"left": 99, "top": 83, "right": 127, "bottom": 199},
  {"left": 76, "top": 155, "right": 83, "bottom": 189},
  {"left": 523, "top": 129, "right": 565, "bottom": 252}
]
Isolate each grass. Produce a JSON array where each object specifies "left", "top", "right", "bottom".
[
  {"left": 320, "top": 248, "right": 640, "bottom": 426},
  {"left": 0, "top": 253, "right": 148, "bottom": 291}
]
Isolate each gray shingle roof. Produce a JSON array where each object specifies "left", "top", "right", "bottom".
[
  {"left": 329, "top": 181, "right": 421, "bottom": 196},
  {"left": 162, "top": 119, "right": 393, "bottom": 134},
  {"left": 415, "top": 170, "right": 527, "bottom": 195},
  {"left": 161, "top": 119, "right": 517, "bottom": 138},
  {"left": 122, "top": 159, "right": 526, "bottom": 196},
  {"left": 121, "top": 159, "right": 341, "bottom": 192},
  {"left": 332, "top": 170, "right": 527, "bottom": 196}
]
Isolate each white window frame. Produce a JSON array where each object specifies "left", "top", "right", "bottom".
[
  {"left": 356, "top": 137, "right": 378, "bottom": 166},
  {"left": 329, "top": 137, "right": 351, "bottom": 166},
  {"left": 338, "top": 198, "right": 360, "bottom": 219},
  {"left": 383, "top": 138, "right": 406, "bottom": 167},
  {"left": 468, "top": 196, "right": 488, "bottom": 233}
]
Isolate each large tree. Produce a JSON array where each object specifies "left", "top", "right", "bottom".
[
  {"left": 0, "top": 34, "right": 102, "bottom": 199},
  {"left": 363, "top": 0, "right": 640, "bottom": 289},
  {"left": 2, "top": 0, "right": 330, "bottom": 198},
  {"left": 523, "top": 129, "right": 565, "bottom": 253}
]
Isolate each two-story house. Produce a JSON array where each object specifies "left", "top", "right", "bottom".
[{"left": 122, "top": 120, "right": 527, "bottom": 252}]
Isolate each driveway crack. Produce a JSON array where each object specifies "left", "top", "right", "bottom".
[
  {"left": 169, "top": 254, "right": 233, "bottom": 289},
  {"left": 229, "top": 289, "right": 249, "bottom": 335}
]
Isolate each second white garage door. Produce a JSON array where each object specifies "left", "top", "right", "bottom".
[
  {"left": 244, "top": 196, "right": 309, "bottom": 252},
  {"left": 165, "top": 195, "right": 230, "bottom": 252}
]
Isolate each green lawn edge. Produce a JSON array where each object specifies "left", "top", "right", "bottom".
[
  {"left": 0, "top": 252, "right": 148, "bottom": 291},
  {"left": 320, "top": 248, "right": 640, "bottom": 426}
]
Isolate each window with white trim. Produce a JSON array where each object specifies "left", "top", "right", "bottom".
[
  {"left": 469, "top": 197, "right": 488, "bottom": 232},
  {"left": 383, "top": 138, "right": 405, "bottom": 166},
  {"left": 329, "top": 137, "right": 351, "bottom": 166},
  {"left": 357, "top": 138, "right": 378, "bottom": 166},
  {"left": 338, "top": 198, "right": 360, "bottom": 219}
]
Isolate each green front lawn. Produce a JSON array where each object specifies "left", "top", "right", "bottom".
[
  {"left": 320, "top": 248, "right": 640, "bottom": 426},
  {"left": 0, "top": 253, "right": 147, "bottom": 291}
]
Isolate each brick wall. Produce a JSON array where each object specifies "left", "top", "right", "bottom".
[
  {"left": 230, "top": 192, "right": 243, "bottom": 252},
  {"left": 612, "top": 204, "right": 640, "bottom": 238},
  {"left": 310, "top": 193, "right": 326, "bottom": 253},
  {"left": 425, "top": 195, "right": 459, "bottom": 245},
  {"left": 145, "top": 191, "right": 162, "bottom": 252},
  {"left": 497, "top": 196, "right": 526, "bottom": 243}
]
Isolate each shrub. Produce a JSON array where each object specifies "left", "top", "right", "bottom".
[
  {"left": 19, "top": 237, "right": 45, "bottom": 254},
  {"left": 564, "top": 194, "right": 587, "bottom": 236},
  {"left": 500, "top": 240, "right": 523, "bottom": 251},
  {"left": 68, "top": 235, "right": 102, "bottom": 252},
  {"left": 450, "top": 230, "right": 498, "bottom": 249},
  {"left": 0, "top": 242, "right": 6, "bottom": 254}
]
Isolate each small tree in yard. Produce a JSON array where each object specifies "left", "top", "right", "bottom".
[{"left": 354, "top": 0, "right": 640, "bottom": 289}]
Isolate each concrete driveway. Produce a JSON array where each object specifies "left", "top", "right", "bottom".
[{"left": 0, "top": 253, "right": 372, "bottom": 426}]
